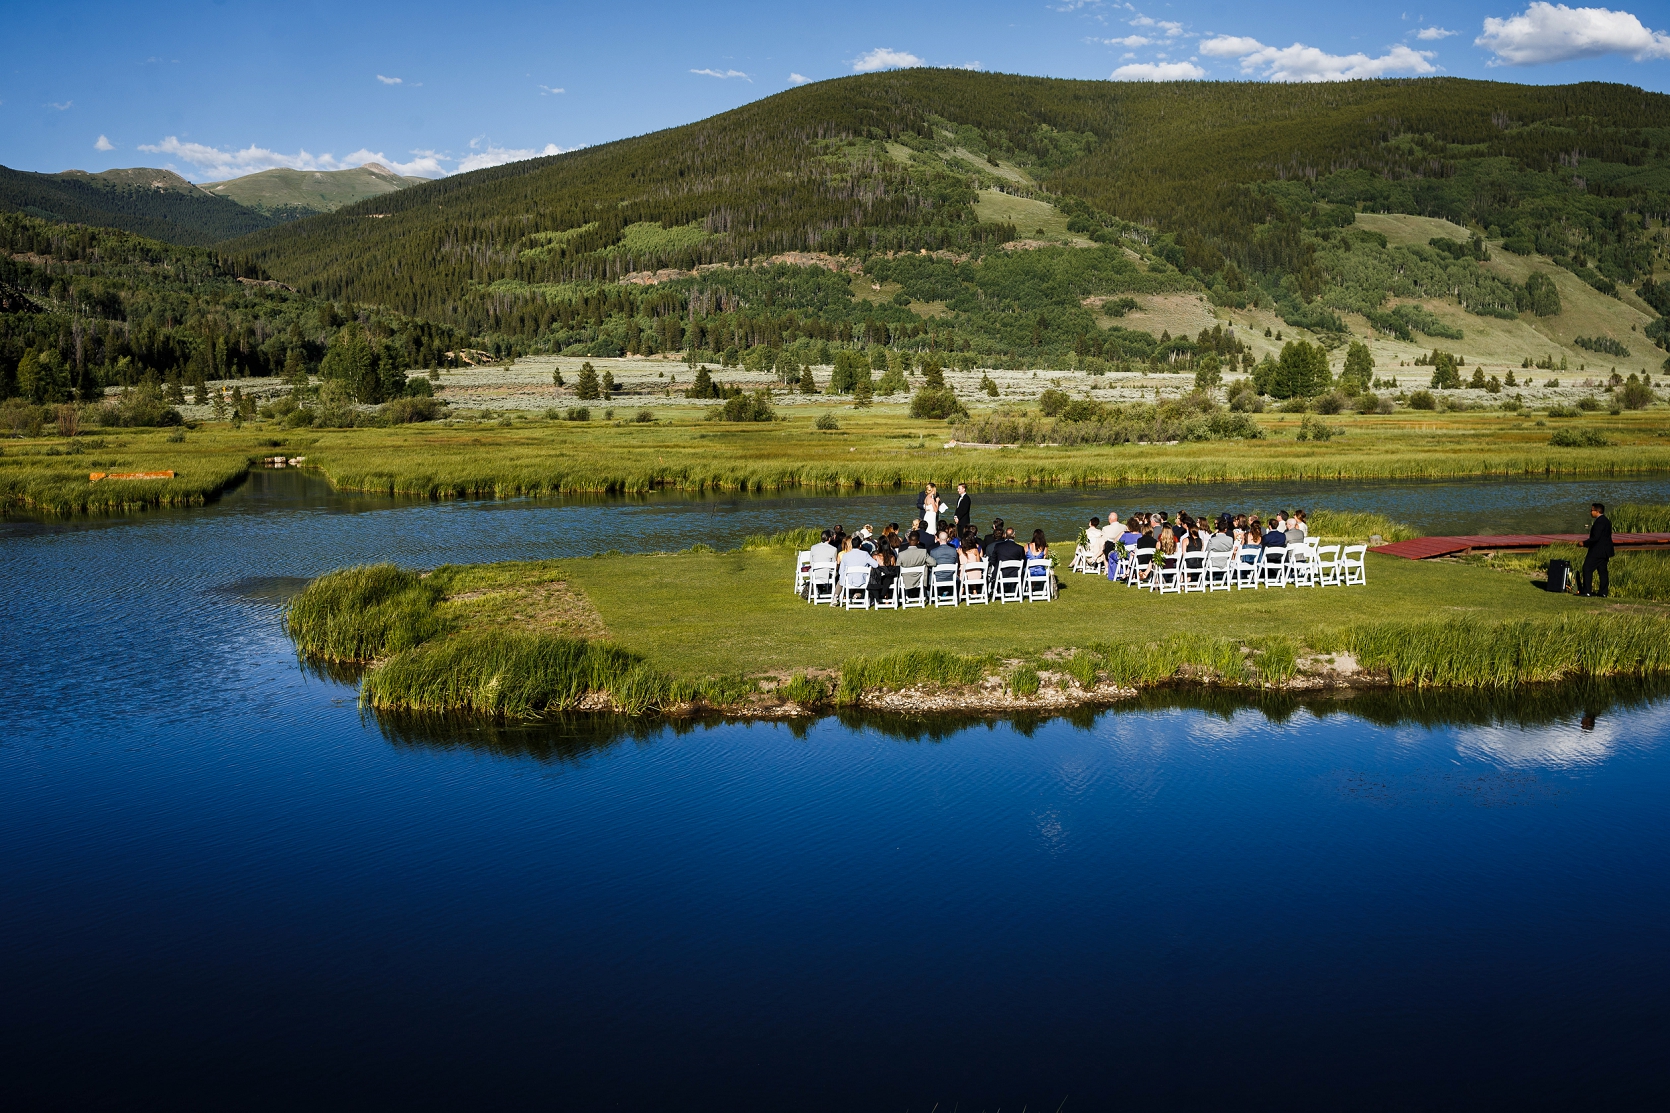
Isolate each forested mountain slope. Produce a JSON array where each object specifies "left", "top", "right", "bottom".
[{"left": 0, "top": 164, "right": 279, "bottom": 245}]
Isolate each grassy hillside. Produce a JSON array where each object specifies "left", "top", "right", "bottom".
[
  {"left": 200, "top": 163, "right": 427, "bottom": 217},
  {"left": 220, "top": 73, "right": 1670, "bottom": 372},
  {"left": 0, "top": 164, "right": 277, "bottom": 245}
]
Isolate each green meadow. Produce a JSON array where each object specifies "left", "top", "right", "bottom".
[{"left": 9, "top": 405, "right": 1667, "bottom": 515}]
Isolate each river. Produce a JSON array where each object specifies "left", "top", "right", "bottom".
[{"left": 3, "top": 472, "right": 1668, "bottom": 1110}]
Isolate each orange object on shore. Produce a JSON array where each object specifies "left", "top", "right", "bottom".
[{"left": 89, "top": 471, "right": 175, "bottom": 482}]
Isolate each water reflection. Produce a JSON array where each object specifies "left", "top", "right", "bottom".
[{"left": 366, "top": 675, "right": 1670, "bottom": 766}]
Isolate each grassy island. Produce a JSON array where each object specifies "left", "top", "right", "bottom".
[{"left": 285, "top": 528, "right": 1670, "bottom": 719}]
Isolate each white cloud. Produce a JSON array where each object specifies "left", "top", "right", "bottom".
[
  {"left": 851, "top": 47, "right": 925, "bottom": 72},
  {"left": 47, "top": 100, "right": 73, "bottom": 111},
  {"left": 1476, "top": 4, "right": 1670, "bottom": 64},
  {"left": 1416, "top": 26, "right": 1457, "bottom": 39},
  {"left": 453, "top": 141, "right": 567, "bottom": 174},
  {"left": 1112, "top": 60, "right": 1207, "bottom": 79},
  {"left": 137, "top": 136, "right": 458, "bottom": 180},
  {"left": 376, "top": 74, "right": 402, "bottom": 85},
  {"left": 958, "top": 61, "right": 983, "bottom": 70},
  {"left": 1155, "top": 20, "right": 1185, "bottom": 36},
  {"left": 1106, "top": 35, "right": 1152, "bottom": 47},
  {"left": 691, "top": 67, "right": 751, "bottom": 80},
  {"left": 1199, "top": 35, "right": 1437, "bottom": 80},
  {"left": 1130, "top": 15, "right": 1155, "bottom": 25},
  {"left": 1199, "top": 35, "right": 1264, "bottom": 56},
  {"left": 538, "top": 84, "right": 564, "bottom": 95},
  {"left": 789, "top": 72, "right": 812, "bottom": 85},
  {"left": 94, "top": 134, "right": 114, "bottom": 151}
]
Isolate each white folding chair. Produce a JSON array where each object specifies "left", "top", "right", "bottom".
[
  {"left": 930, "top": 564, "right": 960, "bottom": 606},
  {"left": 995, "top": 560, "right": 1025, "bottom": 602},
  {"left": 840, "top": 566, "right": 872, "bottom": 610},
  {"left": 1024, "top": 558, "right": 1053, "bottom": 600},
  {"left": 793, "top": 550, "right": 813, "bottom": 596},
  {"left": 1233, "top": 552, "right": 1261, "bottom": 589},
  {"left": 1180, "top": 552, "right": 1207, "bottom": 593},
  {"left": 1342, "top": 544, "right": 1368, "bottom": 586},
  {"left": 1287, "top": 546, "right": 1317, "bottom": 587},
  {"left": 1126, "top": 547, "right": 1155, "bottom": 587},
  {"left": 1078, "top": 546, "right": 1105, "bottom": 576},
  {"left": 808, "top": 561, "right": 837, "bottom": 604},
  {"left": 1150, "top": 556, "right": 1181, "bottom": 593},
  {"left": 873, "top": 573, "right": 901, "bottom": 610},
  {"left": 1315, "top": 544, "right": 1342, "bottom": 586},
  {"left": 898, "top": 566, "right": 928, "bottom": 608},
  {"left": 1259, "top": 548, "right": 1288, "bottom": 588},
  {"left": 960, "top": 560, "right": 990, "bottom": 604},
  {"left": 1206, "top": 551, "right": 1233, "bottom": 591}
]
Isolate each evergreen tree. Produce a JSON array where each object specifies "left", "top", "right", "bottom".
[
  {"left": 920, "top": 355, "right": 946, "bottom": 390},
  {"left": 601, "top": 369, "right": 615, "bottom": 398},
  {"left": 1340, "top": 342, "right": 1373, "bottom": 391},
  {"left": 797, "top": 364, "right": 816, "bottom": 393},
  {"left": 686, "top": 366, "right": 719, "bottom": 399},
  {"left": 1193, "top": 352, "right": 1222, "bottom": 390},
  {"left": 1429, "top": 351, "right": 1462, "bottom": 389},
  {"left": 576, "top": 361, "right": 601, "bottom": 400}
]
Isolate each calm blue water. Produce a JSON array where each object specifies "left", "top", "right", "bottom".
[{"left": 4, "top": 474, "right": 1670, "bottom": 1110}]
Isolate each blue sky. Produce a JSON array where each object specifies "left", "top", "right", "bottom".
[{"left": 4, "top": 1, "right": 1668, "bottom": 182}]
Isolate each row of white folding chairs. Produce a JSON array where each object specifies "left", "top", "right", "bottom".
[
  {"left": 1121, "top": 543, "right": 1366, "bottom": 593},
  {"left": 795, "top": 556, "right": 1055, "bottom": 609}
]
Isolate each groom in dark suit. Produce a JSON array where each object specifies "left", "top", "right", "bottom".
[
  {"left": 1579, "top": 502, "right": 1614, "bottom": 597},
  {"left": 954, "top": 483, "right": 972, "bottom": 534}
]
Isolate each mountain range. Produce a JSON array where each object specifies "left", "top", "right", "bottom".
[{"left": 0, "top": 162, "right": 428, "bottom": 244}]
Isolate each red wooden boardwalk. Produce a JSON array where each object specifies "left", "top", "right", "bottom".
[{"left": 1371, "top": 533, "right": 1670, "bottom": 559}]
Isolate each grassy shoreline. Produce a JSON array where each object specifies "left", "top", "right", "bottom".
[
  {"left": 284, "top": 543, "right": 1670, "bottom": 720},
  {"left": 7, "top": 407, "right": 1669, "bottom": 514}
]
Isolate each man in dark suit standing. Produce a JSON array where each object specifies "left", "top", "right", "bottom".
[
  {"left": 954, "top": 483, "right": 972, "bottom": 534},
  {"left": 1579, "top": 501, "right": 1614, "bottom": 597}
]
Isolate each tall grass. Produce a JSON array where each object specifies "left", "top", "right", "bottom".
[
  {"left": 285, "top": 564, "right": 446, "bottom": 661},
  {"left": 1307, "top": 509, "right": 1420, "bottom": 542},
  {"left": 836, "top": 649, "right": 993, "bottom": 703},
  {"left": 1613, "top": 503, "right": 1670, "bottom": 533},
  {"left": 1483, "top": 545, "right": 1670, "bottom": 603},
  {"left": 360, "top": 632, "right": 667, "bottom": 715},
  {"left": 1347, "top": 615, "right": 1670, "bottom": 688},
  {"left": 1087, "top": 634, "right": 1250, "bottom": 686},
  {"left": 738, "top": 526, "right": 822, "bottom": 550}
]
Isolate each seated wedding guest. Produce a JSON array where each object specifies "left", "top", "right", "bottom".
[
  {"left": 1119, "top": 516, "right": 1142, "bottom": 546},
  {"left": 929, "top": 530, "right": 959, "bottom": 565},
  {"left": 1206, "top": 520, "right": 1236, "bottom": 555},
  {"left": 1134, "top": 527, "right": 1157, "bottom": 580},
  {"left": 958, "top": 531, "right": 986, "bottom": 586},
  {"left": 988, "top": 528, "right": 1026, "bottom": 581},
  {"left": 839, "top": 535, "right": 876, "bottom": 567},
  {"left": 983, "top": 517, "right": 1006, "bottom": 553},
  {"left": 1242, "top": 520, "right": 1263, "bottom": 561},
  {"left": 1027, "top": 529, "right": 1049, "bottom": 560},
  {"left": 1290, "top": 510, "right": 1308, "bottom": 540},
  {"left": 1083, "top": 517, "right": 1104, "bottom": 560},
  {"left": 898, "top": 531, "right": 934, "bottom": 569},
  {"left": 1156, "top": 524, "right": 1178, "bottom": 566},
  {"left": 810, "top": 529, "right": 837, "bottom": 565},
  {"left": 882, "top": 522, "right": 901, "bottom": 548},
  {"left": 867, "top": 547, "right": 900, "bottom": 603},
  {"left": 1262, "top": 516, "right": 1287, "bottom": 552}
]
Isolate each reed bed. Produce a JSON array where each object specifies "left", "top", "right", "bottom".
[
  {"left": 836, "top": 649, "right": 994, "bottom": 703},
  {"left": 1346, "top": 614, "right": 1670, "bottom": 688},
  {"left": 284, "top": 563, "right": 446, "bottom": 661},
  {"left": 360, "top": 632, "right": 662, "bottom": 715},
  {"left": 1, "top": 459, "right": 250, "bottom": 514},
  {"left": 1613, "top": 503, "right": 1670, "bottom": 532},
  {"left": 1307, "top": 510, "right": 1420, "bottom": 543}
]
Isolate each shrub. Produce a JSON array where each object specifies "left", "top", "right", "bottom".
[
  {"left": 566, "top": 406, "right": 591, "bottom": 421},
  {"left": 1549, "top": 428, "right": 1611, "bottom": 447},
  {"left": 1576, "top": 396, "right": 1602, "bottom": 411},
  {"left": 1618, "top": 379, "right": 1655, "bottom": 410},
  {"left": 378, "top": 395, "right": 445, "bottom": 424},
  {"left": 1353, "top": 392, "right": 1381, "bottom": 415},
  {"left": 1313, "top": 391, "right": 1348, "bottom": 415},
  {"left": 1295, "top": 414, "right": 1340, "bottom": 442},
  {"left": 709, "top": 390, "right": 775, "bottom": 422},
  {"left": 1546, "top": 404, "right": 1579, "bottom": 417},
  {"left": 909, "top": 387, "right": 967, "bottom": 421},
  {"left": 814, "top": 411, "right": 839, "bottom": 430},
  {"left": 633, "top": 408, "right": 655, "bottom": 423},
  {"left": 1037, "top": 388, "right": 1071, "bottom": 417},
  {"left": 1407, "top": 390, "right": 1437, "bottom": 410}
]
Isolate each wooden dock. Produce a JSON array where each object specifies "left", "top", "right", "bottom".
[{"left": 1371, "top": 533, "right": 1670, "bottom": 559}]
